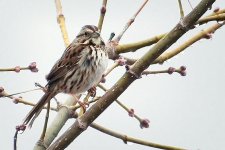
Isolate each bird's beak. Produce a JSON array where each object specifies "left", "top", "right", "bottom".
[{"left": 91, "top": 32, "right": 100, "bottom": 38}]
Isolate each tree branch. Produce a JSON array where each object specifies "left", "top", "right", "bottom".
[
  {"left": 55, "top": 0, "right": 70, "bottom": 46},
  {"left": 114, "top": 0, "right": 149, "bottom": 43},
  {"left": 91, "top": 123, "right": 185, "bottom": 150},
  {"left": 153, "top": 22, "right": 225, "bottom": 64},
  {"left": 47, "top": 0, "right": 216, "bottom": 149},
  {"left": 122, "top": 21, "right": 225, "bottom": 65},
  {"left": 97, "top": 0, "right": 107, "bottom": 32}
]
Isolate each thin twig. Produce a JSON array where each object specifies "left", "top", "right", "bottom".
[
  {"left": 114, "top": 9, "right": 225, "bottom": 55},
  {"left": 55, "top": 0, "right": 70, "bottom": 46},
  {"left": 13, "top": 130, "right": 18, "bottom": 150},
  {"left": 0, "top": 67, "right": 28, "bottom": 72},
  {"left": 0, "top": 62, "right": 38, "bottom": 73},
  {"left": 1, "top": 90, "right": 57, "bottom": 111},
  {"left": 40, "top": 102, "right": 51, "bottom": 141},
  {"left": 1, "top": 88, "right": 41, "bottom": 98},
  {"left": 188, "top": 0, "right": 193, "bottom": 10},
  {"left": 196, "top": 13, "right": 225, "bottom": 25},
  {"left": 207, "top": 8, "right": 225, "bottom": 17},
  {"left": 153, "top": 22, "right": 225, "bottom": 64},
  {"left": 97, "top": 0, "right": 107, "bottom": 32},
  {"left": 178, "top": 0, "right": 184, "bottom": 19},
  {"left": 104, "top": 62, "right": 119, "bottom": 76},
  {"left": 91, "top": 123, "right": 185, "bottom": 150},
  {"left": 122, "top": 22, "right": 225, "bottom": 65},
  {"left": 114, "top": 0, "right": 149, "bottom": 43},
  {"left": 98, "top": 84, "right": 143, "bottom": 123},
  {"left": 70, "top": 96, "right": 100, "bottom": 111},
  {"left": 115, "top": 33, "right": 166, "bottom": 54}
]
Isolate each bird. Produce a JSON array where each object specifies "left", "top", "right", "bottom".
[{"left": 23, "top": 25, "right": 108, "bottom": 127}]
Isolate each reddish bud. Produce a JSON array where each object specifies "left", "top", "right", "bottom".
[
  {"left": 204, "top": 33, "right": 212, "bottom": 39},
  {"left": 13, "top": 98, "right": 19, "bottom": 104},
  {"left": 116, "top": 57, "right": 127, "bottom": 66},
  {"left": 101, "top": 6, "right": 106, "bottom": 14},
  {"left": 15, "top": 124, "right": 26, "bottom": 131},
  {"left": 140, "top": 119, "right": 150, "bottom": 129},
  {"left": 0, "top": 87, "right": 4, "bottom": 97},
  {"left": 168, "top": 67, "right": 175, "bottom": 74},
  {"left": 180, "top": 70, "right": 187, "bottom": 76},
  {"left": 213, "top": 7, "right": 220, "bottom": 13},
  {"left": 180, "top": 66, "right": 186, "bottom": 71},
  {"left": 0, "top": 87, "right": 4, "bottom": 93},
  {"left": 14, "top": 66, "right": 21, "bottom": 73},
  {"left": 128, "top": 108, "right": 135, "bottom": 117},
  {"left": 29, "top": 62, "right": 38, "bottom": 72}
]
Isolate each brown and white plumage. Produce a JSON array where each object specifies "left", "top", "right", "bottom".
[{"left": 23, "top": 25, "right": 108, "bottom": 126}]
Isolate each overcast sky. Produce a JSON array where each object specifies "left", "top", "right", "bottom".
[{"left": 0, "top": 0, "right": 225, "bottom": 150}]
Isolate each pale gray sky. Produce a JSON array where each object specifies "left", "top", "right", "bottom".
[{"left": 0, "top": 0, "right": 225, "bottom": 150}]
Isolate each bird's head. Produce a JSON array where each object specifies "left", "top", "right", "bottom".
[{"left": 76, "top": 25, "right": 105, "bottom": 46}]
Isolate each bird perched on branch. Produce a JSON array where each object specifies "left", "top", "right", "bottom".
[{"left": 23, "top": 25, "right": 108, "bottom": 127}]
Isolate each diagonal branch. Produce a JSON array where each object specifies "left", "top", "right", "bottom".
[{"left": 47, "top": 0, "right": 216, "bottom": 149}]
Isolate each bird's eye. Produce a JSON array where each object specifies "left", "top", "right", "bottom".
[{"left": 84, "top": 32, "right": 89, "bottom": 36}]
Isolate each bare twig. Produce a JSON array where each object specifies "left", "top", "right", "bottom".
[
  {"left": 208, "top": 8, "right": 225, "bottom": 17},
  {"left": 1, "top": 90, "right": 57, "bottom": 111},
  {"left": 0, "top": 62, "right": 38, "bottom": 73},
  {"left": 142, "top": 67, "right": 186, "bottom": 76},
  {"left": 98, "top": 84, "right": 150, "bottom": 127},
  {"left": 114, "top": 0, "right": 149, "bottom": 43},
  {"left": 1, "top": 88, "right": 41, "bottom": 98},
  {"left": 55, "top": 0, "right": 70, "bottom": 46},
  {"left": 121, "top": 21, "right": 225, "bottom": 65},
  {"left": 153, "top": 22, "right": 225, "bottom": 64},
  {"left": 40, "top": 102, "right": 51, "bottom": 141},
  {"left": 196, "top": 13, "right": 225, "bottom": 24},
  {"left": 115, "top": 33, "right": 166, "bottom": 54},
  {"left": 91, "top": 123, "right": 185, "bottom": 150},
  {"left": 114, "top": 9, "right": 225, "bottom": 55},
  {"left": 34, "top": 102, "right": 51, "bottom": 149},
  {"left": 178, "top": 0, "right": 184, "bottom": 19},
  {"left": 104, "top": 62, "right": 119, "bottom": 76},
  {"left": 97, "top": 0, "right": 107, "bottom": 32},
  {"left": 70, "top": 96, "right": 100, "bottom": 111}
]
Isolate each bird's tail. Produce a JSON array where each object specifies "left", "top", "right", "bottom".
[{"left": 23, "top": 91, "right": 56, "bottom": 127}]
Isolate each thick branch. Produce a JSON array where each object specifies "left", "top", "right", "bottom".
[{"left": 47, "top": 0, "right": 215, "bottom": 149}]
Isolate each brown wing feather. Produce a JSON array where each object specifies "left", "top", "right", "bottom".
[{"left": 46, "top": 43, "right": 85, "bottom": 85}]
